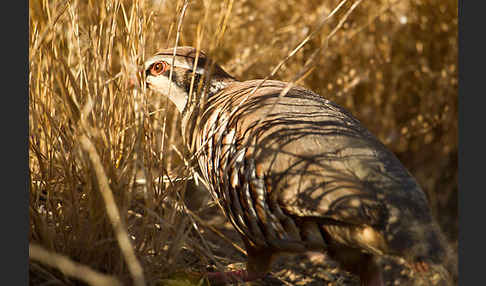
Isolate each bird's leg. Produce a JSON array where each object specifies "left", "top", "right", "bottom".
[
  {"left": 205, "top": 245, "right": 274, "bottom": 285},
  {"left": 358, "top": 256, "right": 384, "bottom": 286},
  {"left": 329, "top": 247, "right": 384, "bottom": 286}
]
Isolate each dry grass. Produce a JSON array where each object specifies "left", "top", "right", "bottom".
[{"left": 29, "top": 0, "right": 458, "bottom": 285}]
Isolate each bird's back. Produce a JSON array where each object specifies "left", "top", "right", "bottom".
[{"left": 186, "top": 79, "right": 448, "bottom": 272}]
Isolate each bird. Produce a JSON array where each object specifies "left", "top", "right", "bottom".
[{"left": 143, "top": 46, "right": 453, "bottom": 285}]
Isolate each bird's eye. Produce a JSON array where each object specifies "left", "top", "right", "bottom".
[{"left": 150, "top": 61, "right": 168, "bottom": 75}]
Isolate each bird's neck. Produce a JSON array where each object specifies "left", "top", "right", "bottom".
[
  {"left": 180, "top": 76, "right": 237, "bottom": 152},
  {"left": 207, "top": 78, "right": 233, "bottom": 98}
]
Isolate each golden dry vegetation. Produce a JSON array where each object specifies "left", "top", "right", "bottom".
[{"left": 29, "top": 0, "right": 458, "bottom": 285}]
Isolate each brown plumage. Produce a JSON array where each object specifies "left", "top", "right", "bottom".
[{"left": 143, "top": 47, "right": 452, "bottom": 285}]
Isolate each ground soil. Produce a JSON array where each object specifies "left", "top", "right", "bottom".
[{"left": 183, "top": 200, "right": 451, "bottom": 286}]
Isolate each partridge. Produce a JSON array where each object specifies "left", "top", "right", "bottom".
[{"left": 143, "top": 47, "right": 451, "bottom": 285}]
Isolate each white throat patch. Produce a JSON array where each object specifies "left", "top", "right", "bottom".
[{"left": 146, "top": 73, "right": 188, "bottom": 113}]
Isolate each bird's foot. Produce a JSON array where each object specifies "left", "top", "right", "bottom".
[
  {"left": 187, "top": 269, "right": 264, "bottom": 285},
  {"left": 208, "top": 269, "right": 265, "bottom": 285}
]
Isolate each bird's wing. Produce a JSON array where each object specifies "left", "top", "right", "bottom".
[{"left": 220, "top": 80, "right": 428, "bottom": 221}]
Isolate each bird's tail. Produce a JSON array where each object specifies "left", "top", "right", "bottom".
[{"left": 389, "top": 220, "right": 457, "bottom": 285}]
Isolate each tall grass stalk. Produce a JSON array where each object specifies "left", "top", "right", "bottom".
[{"left": 29, "top": 0, "right": 458, "bottom": 285}]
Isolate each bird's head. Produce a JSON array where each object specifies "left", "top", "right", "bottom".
[{"left": 144, "top": 46, "right": 236, "bottom": 114}]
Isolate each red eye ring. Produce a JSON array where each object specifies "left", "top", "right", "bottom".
[{"left": 150, "top": 61, "right": 168, "bottom": 76}]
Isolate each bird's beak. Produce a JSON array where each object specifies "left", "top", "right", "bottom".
[{"left": 126, "top": 64, "right": 145, "bottom": 90}]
